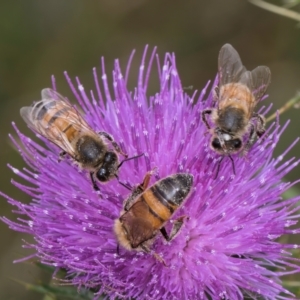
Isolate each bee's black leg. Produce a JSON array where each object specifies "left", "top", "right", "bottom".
[
  {"left": 255, "top": 113, "right": 266, "bottom": 138},
  {"left": 98, "top": 131, "right": 128, "bottom": 158},
  {"left": 90, "top": 172, "right": 100, "bottom": 191},
  {"left": 160, "top": 215, "right": 186, "bottom": 242},
  {"left": 201, "top": 109, "right": 212, "bottom": 130},
  {"left": 243, "top": 113, "right": 266, "bottom": 156},
  {"left": 242, "top": 123, "right": 256, "bottom": 156},
  {"left": 58, "top": 151, "right": 67, "bottom": 162}
]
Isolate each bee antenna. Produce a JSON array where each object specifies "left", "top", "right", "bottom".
[
  {"left": 116, "top": 243, "right": 120, "bottom": 255},
  {"left": 117, "top": 153, "right": 144, "bottom": 169},
  {"left": 114, "top": 174, "right": 132, "bottom": 191},
  {"left": 228, "top": 154, "right": 236, "bottom": 176}
]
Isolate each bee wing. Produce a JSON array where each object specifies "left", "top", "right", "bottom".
[
  {"left": 250, "top": 66, "right": 271, "bottom": 101},
  {"left": 20, "top": 90, "right": 97, "bottom": 158},
  {"left": 20, "top": 106, "right": 39, "bottom": 131},
  {"left": 41, "top": 88, "right": 68, "bottom": 102},
  {"left": 218, "top": 44, "right": 247, "bottom": 86},
  {"left": 239, "top": 66, "right": 271, "bottom": 105}
]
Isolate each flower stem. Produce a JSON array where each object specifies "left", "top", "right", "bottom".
[
  {"left": 266, "top": 92, "right": 300, "bottom": 123},
  {"left": 248, "top": 0, "right": 300, "bottom": 22}
]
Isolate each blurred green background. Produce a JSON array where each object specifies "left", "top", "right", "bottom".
[{"left": 1, "top": 0, "right": 300, "bottom": 299}]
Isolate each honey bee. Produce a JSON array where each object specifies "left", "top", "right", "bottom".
[
  {"left": 20, "top": 88, "right": 139, "bottom": 190},
  {"left": 202, "top": 44, "right": 271, "bottom": 176},
  {"left": 114, "top": 169, "right": 193, "bottom": 265}
]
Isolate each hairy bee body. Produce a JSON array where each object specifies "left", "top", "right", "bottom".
[
  {"left": 218, "top": 83, "right": 255, "bottom": 117},
  {"left": 114, "top": 173, "right": 193, "bottom": 257},
  {"left": 202, "top": 44, "right": 271, "bottom": 176},
  {"left": 20, "top": 88, "right": 121, "bottom": 188},
  {"left": 212, "top": 83, "right": 254, "bottom": 136}
]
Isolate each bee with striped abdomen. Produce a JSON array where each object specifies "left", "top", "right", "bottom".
[
  {"left": 202, "top": 44, "right": 271, "bottom": 176},
  {"left": 114, "top": 169, "right": 193, "bottom": 265},
  {"left": 20, "top": 88, "right": 137, "bottom": 190}
]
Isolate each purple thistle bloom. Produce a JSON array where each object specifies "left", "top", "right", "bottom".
[{"left": 2, "top": 45, "right": 300, "bottom": 299}]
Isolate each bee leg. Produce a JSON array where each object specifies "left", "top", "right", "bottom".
[
  {"left": 140, "top": 244, "right": 167, "bottom": 267},
  {"left": 201, "top": 109, "right": 212, "bottom": 130},
  {"left": 255, "top": 113, "right": 266, "bottom": 138},
  {"left": 98, "top": 131, "right": 128, "bottom": 158},
  {"left": 243, "top": 113, "right": 266, "bottom": 156},
  {"left": 140, "top": 167, "right": 157, "bottom": 190},
  {"left": 124, "top": 168, "right": 157, "bottom": 211},
  {"left": 90, "top": 172, "right": 100, "bottom": 191},
  {"left": 213, "top": 86, "right": 219, "bottom": 106},
  {"left": 242, "top": 123, "right": 256, "bottom": 156},
  {"left": 160, "top": 215, "right": 186, "bottom": 242},
  {"left": 58, "top": 151, "right": 67, "bottom": 162},
  {"left": 152, "top": 252, "right": 167, "bottom": 267}
]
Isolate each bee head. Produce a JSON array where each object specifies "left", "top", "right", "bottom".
[
  {"left": 96, "top": 151, "right": 118, "bottom": 182},
  {"left": 211, "top": 136, "right": 242, "bottom": 155}
]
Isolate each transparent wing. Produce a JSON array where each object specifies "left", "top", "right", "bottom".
[
  {"left": 239, "top": 66, "right": 271, "bottom": 105},
  {"left": 218, "top": 44, "right": 247, "bottom": 86},
  {"left": 20, "top": 90, "right": 98, "bottom": 158},
  {"left": 219, "top": 44, "right": 271, "bottom": 109},
  {"left": 20, "top": 106, "right": 37, "bottom": 130},
  {"left": 41, "top": 88, "right": 68, "bottom": 102},
  {"left": 249, "top": 66, "right": 271, "bottom": 101}
]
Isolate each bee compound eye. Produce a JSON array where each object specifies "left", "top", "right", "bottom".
[
  {"left": 96, "top": 168, "right": 109, "bottom": 182},
  {"left": 233, "top": 139, "right": 242, "bottom": 149},
  {"left": 212, "top": 138, "right": 222, "bottom": 150}
]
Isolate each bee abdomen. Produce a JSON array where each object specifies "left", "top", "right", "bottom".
[
  {"left": 48, "top": 107, "right": 70, "bottom": 127},
  {"left": 154, "top": 174, "right": 193, "bottom": 206},
  {"left": 143, "top": 174, "right": 193, "bottom": 222}
]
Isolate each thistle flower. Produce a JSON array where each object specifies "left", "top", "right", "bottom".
[{"left": 2, "top": 46, "right": 300, "bottom": 300}]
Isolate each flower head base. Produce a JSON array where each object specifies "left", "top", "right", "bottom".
[{"left": 2, "top": 46, "right": 300, "bottom": 299}]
